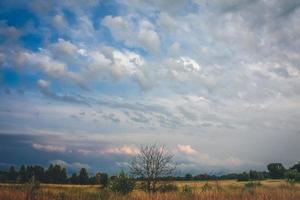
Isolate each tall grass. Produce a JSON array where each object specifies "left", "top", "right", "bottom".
[{"left": 0, "top": 181, "right": 299, "bottom": 200}]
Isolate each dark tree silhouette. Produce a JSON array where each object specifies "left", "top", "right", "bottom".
[
  {"left": 267, "top": 163, "right": 285, "bottom": 179},
  {"left": 8, "top": 166, "right": 18, "bottom": 182},
  {"left": 18, "top": 165, "right": 27, "bottom": 183},
  {"left": 78, "top": 168, "right": 89, "bottom": 185},
  {"left": 70, "top": 173, "right": 78, "bottom": 184},
  {"left": 185, "top": 173, "right": 193, "bottom": 180},
  {"left": 291, "top": 162, "right": 300, "bottom": 173},
  {"left": 46, "top": 164, "right": 67, "bottom": 183}
]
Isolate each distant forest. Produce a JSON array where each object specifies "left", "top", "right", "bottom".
[{"left": 0, "top": 162, "right": 299, "bottom": 184}]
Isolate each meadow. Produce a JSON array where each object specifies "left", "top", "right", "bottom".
[{"left": 0, "top": 180, "right": 299, "bottom": 200}]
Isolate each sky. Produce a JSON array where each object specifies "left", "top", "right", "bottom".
[{"left": 0, "top": 0, "right": 300, "bottom": 175}]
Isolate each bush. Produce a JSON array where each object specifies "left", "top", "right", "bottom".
[
  {"left": 237, "top": 172, "right": 250, "bottom": 181},
  {"left": 202, "top": 182, "right": 213, "bottom": 192},
  {"left": 110, "top": 171, "right": 135, "bottom": 194},
  {"left": 285, "top": 170, "right": 300, "bottom": 183},
  {"left": 157, "top": 183, "right": 178, "bottom": 192},
  {"left": 245, "top": 181, "right": 262, "bottom": 188},
  {"left": 296, "top": 173, "right": 300, "bottom": 182},
  {"left": 249, "top": 170, "right": 264, "bottom": 180},
  {"left": 182, "top": 185, "right": 193, "bottom": 194}
]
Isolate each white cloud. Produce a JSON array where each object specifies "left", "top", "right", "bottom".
[
  {"left": 52, "top": 14, "right": 67, "bottom": 30},
  {"left": 77, "top": 149, "right": 93, "bottom": 155},
  {"left": 102, "top": 145, "right": 139, "bottom": 156},
  {"left": 14, "top": 51, "right": 67, "bottom": 78},
  {"left": 177, "top": 57, "right": 201, "bottom": 72},
  {"left": 51, "top": 159, "right": 90, "bottom": 169},
  {"left": 158, "top": 12, "right": 177, "bottom": 31},
  {"left": 175, "top": 142, "right": 248, "bottom": 169},
  {"left": 177, "top": 147, "right": 245, "bottom": 167},
  {"left": 32, "top": 143, "right": 66, "bottom": 153},
  {"left": 177, "top": 144, "right": 197, "bottom": 154},
  {"left": 51, "top": 38, "right": 78, "bottom": 57},
  {"left": 37, "top": 79, "right": 50, "bottom": 89},
  {"left": 0, "top": 21, "right": 21, "bottom": 43},
  {"left": 102, "top": 15, "right": 134, "bottom": 45},
  {"left": 138, "top": 28, "right": 160, "bottom": 54},
  {"left": 102, "top": 15, "right": 160, "bottom": 54},
  {"left": 111, "top": 50, "right": 144, "bottom": 76}
]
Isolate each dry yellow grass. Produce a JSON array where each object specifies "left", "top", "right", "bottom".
[{"left": 0, "top": 180, "right": 299, "bottom": 200}]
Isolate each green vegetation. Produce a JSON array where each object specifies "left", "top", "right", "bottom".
[
  {"left": 157, "top": 183, "right": 178, "bottom": 192},
  {"left": 1, "top": 161, "right": 300, "bottom": 186},
  {"left": 110, "top": 171, "right": 135, "bottom": 194}
]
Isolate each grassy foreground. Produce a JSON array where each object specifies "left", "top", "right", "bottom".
[{"left": 0, "top": 180, "right": 299, "bottom": 200}]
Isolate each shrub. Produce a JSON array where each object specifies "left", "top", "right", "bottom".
[
  {"left": 110, "top": 171, "right": 135, "bottom": 194},
  {"left": 295, "top": 173, "right": 300, "bottom": 182},
  {"left": 237, "top": 172, "right": 250, "bottom": 181},
  {"left": 202, "top": 182, "right": 213, "bottom": 192},
  {"left": 182, "top": 185, "right": 193, "bottom": 194},
  {"left": 249, "top": 170, "right": 264, "bottom": 180},
  {"left": 157, "top": 183, "right": 178, "bottom": 192},
  {"left": 245, "top": 181, "right": 262, "bottom": 188},
  {"left": 285, "top": 170, "right": 300, "bottom": 183}
]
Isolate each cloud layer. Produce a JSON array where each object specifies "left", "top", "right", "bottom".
[{"left": 0, "top": 0, "right": 300, "bottom": 174}]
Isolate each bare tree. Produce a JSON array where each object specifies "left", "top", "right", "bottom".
[{"left": 129, "top": 143, "right": 176, "bottom": 192}]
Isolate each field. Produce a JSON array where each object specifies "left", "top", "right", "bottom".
[{"left": 0, "top": 180, "right": 299, "bottom": 200}]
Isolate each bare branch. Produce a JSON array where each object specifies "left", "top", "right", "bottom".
[{"left": 129, "top": 143, "right": 176, "bottom": 192}]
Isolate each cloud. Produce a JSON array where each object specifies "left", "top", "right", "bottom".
[
  {"left": 102, "top": 16, "right": 133, "bottom": 45},
  {"left": 32, "top": 143, "right": 67, "bottom": 153},
  {"left": 0, "top": 21, "right": 21, "bottom": 44},
  {"left": 1, "top": 0, "right": 300, "bottom": 174},
  {"left": 102, "top": 145, "right": 139, "bottom": 156},
  {"left": 177, "top": 144, "right": 197, "bottom": 155},
  {"left": 102, "top": 16, "right": 161, "bottom": 54},
  {"left": 176, "top": 147, "right": 245, "bottom": 168},
  {"left": 37, "top": 83, "right": 89, "bottom": 105},
  {"left": 0, "top": 53, "right": 5, "bottom": 66},
  {"left": 12, "top": 43, "right": 150, "bottom": 90},
  {"left": 37, "top": 79, "right": 50, "bottom": 89},
  {"left": 137, "top": 25, "right": 161, "bottom": 54},
  {"left": 14, "top": 51, "right": 67, "bottom": 78},
  {"left": 51, "top": 38, "right": 78, "bottom": 57},
  {"left": 51, "top": 159, "right": 90, "bottom": 169},
  {"left": 77, "top": 149, "right": 92, "bottom": 155},
  {"left": 102, "top": 113, "right": 121, "bottom": 123},
  {"left": 118, "top": 0, "right": 189, "bottom": 14}
]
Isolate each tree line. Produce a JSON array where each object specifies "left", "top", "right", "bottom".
[
  {"left": 164, "top": 162, "right": 300, "bottom": 182},
  {"left": 1, "top": 162, "right": 299, "bottom": 185},
  {"left": 0, "top": 164, "right": 108, "bottom": 186},
  {"left": 0, "top": 144, "right": 299, "bottom": 191}
]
